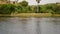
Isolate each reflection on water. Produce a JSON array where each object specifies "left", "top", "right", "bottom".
[{"left": 0, "top": 17, "right": 60, "bottom": 34}]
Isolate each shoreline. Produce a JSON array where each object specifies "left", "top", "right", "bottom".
[{"left": 0, "top": 13, "right": 60, "bottom": 17}]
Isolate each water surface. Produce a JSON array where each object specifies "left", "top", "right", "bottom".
[{"left": 0, "top": 17, "right": 60, "bottom": 34}]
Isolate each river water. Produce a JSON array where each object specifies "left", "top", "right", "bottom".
[{"left": 0, "top": 17, "right": 60, "bottom": 34}]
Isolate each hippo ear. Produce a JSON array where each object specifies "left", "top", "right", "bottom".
[{"left": 36, "top": 0, "right": 41, "bottom": 3}]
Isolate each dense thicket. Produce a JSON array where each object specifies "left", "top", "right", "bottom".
[
  {"left": 0, "top": 1, "right": 60, "bottom": 14},
  {"left": 0, "top": 4, "right": 16, "bottom": 14}
]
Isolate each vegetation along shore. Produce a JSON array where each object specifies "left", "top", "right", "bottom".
[{"left": 0, "top": 1, "right": 60, "bottom": 17}]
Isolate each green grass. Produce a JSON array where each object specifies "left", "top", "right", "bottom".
[
  {"left": 0, "top": 13, "right": 52, "bottom": 17},
  {"left": 52, "top": 14, "right": 60, "bottom": 17},
  {"left": 0, "top": 13, "right": 60, "bottom": 17}
]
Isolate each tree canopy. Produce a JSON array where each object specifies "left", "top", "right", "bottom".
[{"left": 0, "top": 1, "right": 60, "bottom": 14}]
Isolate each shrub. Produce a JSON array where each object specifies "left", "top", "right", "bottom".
[{"left": 0, "top": 4, "right": 16, "bottom": 14}]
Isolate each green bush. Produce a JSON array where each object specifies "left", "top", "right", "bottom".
[
  {"left": 55, "top": 5, "right": 60, "bottom": 14},
  {"left": 0, "top": 4, "right": 16, "bottom": 14},
  {"left": 19, "top": 1, "right": 28, "bottom": 7},
  {"left": 0, "top": 2, "right": 60, "bottom": 14}
]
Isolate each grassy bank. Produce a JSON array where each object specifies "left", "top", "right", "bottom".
[
  {"left": 12, "top": 13, "right": 52, "bottom": 17},
  {"left": 52, "top": 14, "right": 60, "bottom": 17},
  {"left": 0, "top": 13, "right": 60, "bottom": 17}
]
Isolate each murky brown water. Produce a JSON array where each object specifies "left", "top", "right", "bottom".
[{"left": 0, "top": 17, "right": 60, "bottom": 34}]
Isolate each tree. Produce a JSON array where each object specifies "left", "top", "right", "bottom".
[
  {"left": 0, "top": 4, "right": 16, "bottom": 14},
  {"left": 19, "top": 1, "right": 28, "bottom": 7},
  {"left": 17, "top": 1, "right": 28, "bottom": 13},
  {"left": 55, "top": 4, "right": 60, "bottom": 14}
]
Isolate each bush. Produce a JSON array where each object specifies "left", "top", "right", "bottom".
[
  {"left": 0, "top": 4, "right": 16, "bottom": 14},
  {"left": 19, "top": 1, "right": 28, "bottom": 7}
]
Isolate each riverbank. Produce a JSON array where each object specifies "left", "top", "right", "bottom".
[{"left": 0, "top": 13, "right": 60, "bottom": 17}]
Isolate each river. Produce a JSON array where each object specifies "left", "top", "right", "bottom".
[{"left": 0, "top": 17, "right": 60, "bottom": 34}]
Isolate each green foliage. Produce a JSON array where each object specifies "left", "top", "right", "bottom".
[
  {"left": 16, "top": 6, "right": 22, "bottom": 13},
  {"left": 26, "top": 6, "right": 32, "bottom": 13},
  {"left": 16, "top": 5, "right": 28, "bottom": 13},
  {"left": 33, "top": 6, "right": 37, "bottom": 13},
  {"left": 0, "top": 1, "right": 60, "bottom": 14},
  {"left": 0, "top": 4, "right": 16, "bottom": 14},
  {"left": 35, "top": 3, "right": 60, "bottom": 14},
  {"left": 55, "top": 5, "right": 60, "bottom": 14},
  {"left": 40, "top": 5, "right": 47, "bottom": 13},
  {"left": 19, "top": 1, "right": 28, "bottom": 7},
  {"left": 16, "top": 1, "right": 29, "bottom": 13}
]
